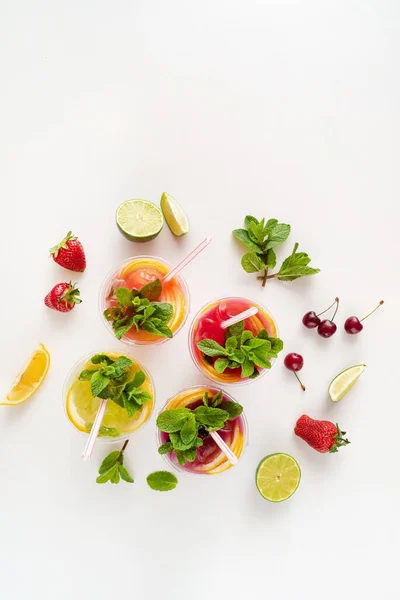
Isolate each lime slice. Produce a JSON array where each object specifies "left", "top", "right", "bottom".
[
  {"left": 328, "top": 364, "right": 366, "bottom": 402},
  {"left": 160, "top": 192, "right": 189, "bottom": 237},
  {"left": 116, "top": 199, "right": 164, "bottom": 242},
  {"left": 256, "top": 453, "right": 301, "bottom": 502}
]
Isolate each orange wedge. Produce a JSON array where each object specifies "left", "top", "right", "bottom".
[{"left": 1, "top": 344, "right": 50, "bottom": 406}]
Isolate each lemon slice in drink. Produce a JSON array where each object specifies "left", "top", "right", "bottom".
[
  {"left": 328, "top": 364, "right": 366, "bottom": 402},
  {"left": 256, "top": 453, "right": 301, "bottom": 502},
  {"left": 1, "top": 344, "right": 50, "bottom": 406},
  {"left": 160, "top": 192, "right": 189, "bottom": 237},
  {"left": 116, "top": 199, "right": 164, "bottom": 242}
]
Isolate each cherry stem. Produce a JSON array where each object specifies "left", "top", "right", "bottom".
[
  {"left": 360, "top": 300, "right": 384, "bottom": 322},
  {"left": 331, "top": 297, "right": 340, "bottom": 322},
  {"left": 293, "top": 372, "right": 306, "bottom": 391},
  {"left": 317, "top": 297, "right": 339, "bottom": 317}
]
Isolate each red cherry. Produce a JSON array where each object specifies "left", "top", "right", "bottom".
[
  {"left": 302, "top": 297, "right": 338, "bottom": 329},
  {"left": 284, "top": 353, "right": 305, "bottom": 391},
  {"left": 317, "top": 297, "right": 339, "bottom": 338},
  {"left": 344, "top": 301, "right": 384, "bottom": 335}
]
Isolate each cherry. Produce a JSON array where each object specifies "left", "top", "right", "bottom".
[
  {"left": 302, "top": 297, "right": 338, "bottom": 329},
  {"left": 344, "top": 300, "right": 384, "bottom": 335},
  {"left": 317, "top": 297, "right": 339, "bottom": 338},
  {"left": 284, "top": 353, "right": 306, "bottom": 391}
]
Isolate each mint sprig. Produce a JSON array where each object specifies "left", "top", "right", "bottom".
[
  {"left": 96, "top": 440, "right": 134, "bottom": 484},
  {"left": 79, "top": 354, "right": 152, "bottom": 420},
  {"left": 233, "top": 216, "right": 320, "bottom": 287},
  {"left": 156, "top": 391, "right": 243, "bottom": 466},
  {"left": 196, "top": 320, "right": 283, "bottom": 379},
  {"left": 104, "top": 278, "right": 174, "bottom": 339}
]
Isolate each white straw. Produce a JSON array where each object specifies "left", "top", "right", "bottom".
[
  {"left": 163, "top": 237, "right": 212, "bottom": 284},
  {"left": 210, "top": 431, "right": 238, "bottom": 465},
  {"left": 82, "top": 399, "right": 108, "bottom": 461},
  {"left": 220, "top": 307, "right": 258, "bottom": 329}
]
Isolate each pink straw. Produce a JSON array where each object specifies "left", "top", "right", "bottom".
[
  {"left": 82, "top": 399, "right": 108, "bottom": 461},
  {"left": 163, "top": 237, "right": 212, "bottom": 284},
  {"left": 210, "top": 431, "right": 238, "bottom": 465},
  {"left": 220, "top": 307, "right": 258, "bottom": 329}
]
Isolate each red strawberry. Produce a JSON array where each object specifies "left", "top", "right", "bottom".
[
  {"left": 50, "top": 231, "right": 86, "bottom": 272},
  {"left": 44, "top": 282, "right": 82, "bottom": 312},
  {"left": 294, "top": 414, "right": 350, "bottom": 453}
]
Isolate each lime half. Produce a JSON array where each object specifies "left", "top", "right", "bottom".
[
  {"left": 256, "top": 453, "right": 301, "bottom": 502},
  {"left": 328, "top": 364, "right": 366, "bottom": 402},
  {"left": 160, "top": 192, "right": 189, "bottom": 237},
  {"left": 116, "top": 199, "right": 164, "bottom": 242}
]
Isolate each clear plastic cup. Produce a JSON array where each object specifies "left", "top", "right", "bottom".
[
  {"left": 156, "top": 385, "right": 248, "bottom": 475},
  {"left": 188, "top": 296, "right": 279, "bottom": 386},
  {"left": 99, "top": 256, "right": 190, "bottom": 346},
  {"left": 63, "top": 350, "right": 155, "bottom": 443}
]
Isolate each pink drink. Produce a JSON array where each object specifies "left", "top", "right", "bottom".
[{"left": 189, "top": 297, "right": 278, "bottom": 385}]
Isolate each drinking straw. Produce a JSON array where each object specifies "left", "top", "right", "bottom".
[
  {"left": 82, "top": 399, "right": 108, "bottom": 461},
  {"left": 210, "top": 431, "right": 238, "bottom": 465},
  {"left": 220, "top": 307, "right": 258, "bottom": 329},
  {"left": 163, "top": 236, "right": 212, "bottom": 284}
]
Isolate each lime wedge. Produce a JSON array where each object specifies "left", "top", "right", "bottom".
[
  {"left": 116, "top": 199, "right": 164, "bottom": 242},
  {"left": 328, "top": 364, "right": 366, "bottom": 402},
  {"left": 256, "top": 453, "right": 301, "bottom": 502},
  {"left": 160, "top": 192, "right": 189, "bottom": 237}
]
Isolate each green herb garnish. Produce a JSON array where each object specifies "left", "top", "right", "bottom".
[
  {"left": 79, "top": 354, "right": 152, "bottom": 419},
  {"left": 96, "top": 440, "right": 134, "bottom": 484},
  {"left": 104, "top": 278, "right": 173, "bottom": 339},
  {"left": 157, "top": 391, "right": 243, "bottom": 465},
  {"left": 196, "top": 319, "right": 283, "bottom": 379},
  {"left": 233, "top": 216, "right": 320, "bottom": 287},
  {"left": 146, "top": 471, "right": 178, "bottom": 491}
]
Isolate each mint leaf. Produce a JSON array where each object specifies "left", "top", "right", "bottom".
[
  {"left": 130, "top": 370, "right": 146, "bottom": 388},
  {"left": 156, "top": 409, "right": 191, "bottom": 433},
  {"left": 225, "top": 336, "right": 237, "bottom": 354},
  {"left": 116, "top": 287, "right": 133, "bottom": 306},
  {"left": 152, "top": 302, "right": 173, "bottom": 321},
  {"left": 180, "top": 414, "right": 197, "bottom": 445},
  {"left": 194, "top": 406, "right": 229, "bottom": 428},
  {"left": 184, "top": 448, "right": 197, "bottom": 462},
  {"left": 158, "top": 441, "right": 174, "bottom": 455},
  {"left": 142, "top": 321, "right": 173, "bottom": 338},
  {"left": 227, "top": 319, "right": 244, "bottom": 340},
  {"left": 114, "top": 315, "right": 135, "bottom": 339},
  {"left": 278, "top": 265, "right": 320, "bottom": 281},
  {"left": 214, "top": 358, "right": 229, "bottom": 373},
  {"left": 210, "top": 391, "right": 223, "bottom": 407},
  {"left": 146, "top": 471, "right": 178, "bottom": 492},
  {"left": 79, "top": 369, "right": 96, "bottom": 381},
  {"left": 110, "top": 468, "right": 120, "bottom": 484},
  {"left": 112, "top": 356, "right": 133, "bottom": 376},
  {"left": 203, "top": 391, "right": 209, "bottom": 406},
  {"left": 230, "top": 349, "right": 245, "bottom": 364},
  {"left": 96, "top": 465, "right": 118, "bottom": 484},
  {"left": 244, "top": 215, "right": 259, "bottom": 230},
  {"left": 264, "top": 223, "right": 291, "bottom": 250},
  {"left": 169, "top": 432, "right": 196, "bottom": 451},
  {"left": 139, "top": 278, "right": 162, "bottom": 301},
  {"left": 196, "top": 339, "right": 227, "bottom": 357},
  {"left": 98, "top": 451, "right": 120, "bottom": 474},
  {"left": 241, "top": 252, "right": 265, "bottom": 273},
  {"left": 266, "top": 248, "right": 276, "bottom": 269},
  {"left": 241, "top": 357, "right": 255, "bottom": 378},
  {"left": 219, "top": 401, "right": 243, "bottom": 419},
  {"left": 264, "top": 218, "right": 278, "bottom": 235},
  {"left": 118, "top": 465, "right": 134, "bottom": 483},
  {"left": 232, "top": 229, "right": 262, "bottom": 253},
  {"left": 91, "top": 354, "right": 114, "bottom": 365},
  {"left": 91, "top": 372, "right": 110, "bottom": 397},
  {"left": 241, "top": 330, "right": 253, "bottom": 344}
]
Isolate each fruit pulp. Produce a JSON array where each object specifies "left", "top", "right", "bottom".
[
  {"left": 103, "top": 257, "right": 189, "bottom": 344},
  {"left": 190, "top": 297, "right": 277, "bottom": 384},
  {"left": 65, "top": 352, "right": 154, "bottom": 438},
  {"left": 159, "top": 387, "right": 246, "bottom": 475}
]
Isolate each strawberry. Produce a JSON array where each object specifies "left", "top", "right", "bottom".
[
  {"left": 44, "top": 282, "right": 82, "bottom": 312},
  {"left": 294, "top": 414, "right": 350, "bottom": 453},
  {"left": 50, "top": 231, "right": 86, "bottom": 272}
]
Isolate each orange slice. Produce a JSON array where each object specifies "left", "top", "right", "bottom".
[{"left": 1, "top": 344, "right": 50, "bottom": 406}]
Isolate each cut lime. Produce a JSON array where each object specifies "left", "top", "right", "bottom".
[
  {"left": 160, "top": 192, "right": 189, "bottom": 237},
  {"left": 328, "top": 364, "right": 366, "bottom": 402},
  {"left": 256, "top": 453, "right": 301, "bottom": 502},
  {"left": 116, "top": 199, "right": 164, "bottom": 242}
]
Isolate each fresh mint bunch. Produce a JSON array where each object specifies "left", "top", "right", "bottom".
[
  {"left": 233, "top": 216, "right": 320, "bottom": 287},
  {"left": 157, "top": 391, "right": 243, "bottom": 466},
  {"left": 104, "top": 278, "right": 174, "bottom": 339},
  {"left": 79, "top": 354, "right": 152, "bottom": 419},
  {"left": 96, "top": 440, "right": 134, "bottom": 484},
  {"left": 196, "top": 320, "right": 283, "bottom": 379}
]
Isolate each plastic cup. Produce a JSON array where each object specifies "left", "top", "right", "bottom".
[
  {"left": 189, "top": 296, "right": 278, "bottom": 386},
  {"left": 99, "top": 256, "right": 190, "bottom": 346},
  {"left": 156, "top": 385, "right": 248, "bottom": 475},
  {"left": 63, "top": 351, "right": 155, "bottom": 443}
]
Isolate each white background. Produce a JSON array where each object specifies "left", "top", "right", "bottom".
[{"left": 1, "top": 1, "right": 399, "bottom": 599}]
